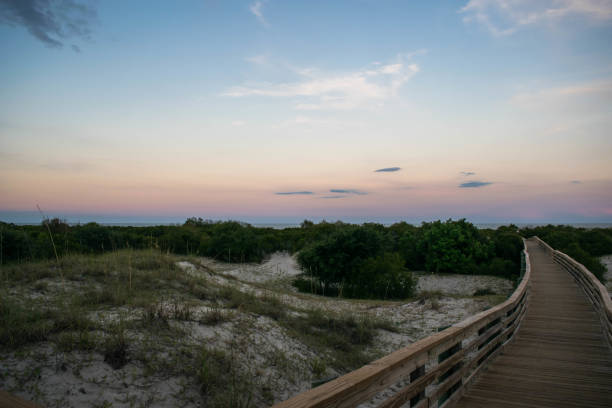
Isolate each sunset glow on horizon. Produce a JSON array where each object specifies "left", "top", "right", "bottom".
[{"left": 1, "top": 0, "right": 611, "bottom": 224}]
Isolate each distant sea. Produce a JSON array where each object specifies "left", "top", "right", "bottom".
[
  {"left": 252, "top": 223, "right": 612, "bottom": 230},
  {"left": 2, "top": 213, "right": 611, "bottom": 230}
]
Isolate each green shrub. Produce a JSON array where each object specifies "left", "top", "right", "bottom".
[
  {"left": 473, "top": 288, "right": 496, "bottom": 296},
  {"left": 297, "top": 226, "right": 384, "bottom": 293},
  {"left": 564, "top": 243, "right": 606, "bottom": 282},
  {"left": 418, "top": 219, "right": 493, "bottom": 274},
  {"left": 353, "top": 253, "right": 414, "bottom": 299}
]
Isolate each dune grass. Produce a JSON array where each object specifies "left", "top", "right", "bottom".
[{"left": 0, "top": 249, "right": 403, "bottom": 406}]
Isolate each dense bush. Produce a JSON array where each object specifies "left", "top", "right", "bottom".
[
  {"left": 297, "top": 226, "right": 385, "bottom": 293},
  {"left": 417, "top": 219, "right": 493, "bottom": 274},
  {"left": 351, "top": 252, "right": 414, "bottom": 299},
  {"left": 295, "top": 219, "right": 526, "bottom": 299}
]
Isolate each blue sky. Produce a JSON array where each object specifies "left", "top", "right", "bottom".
[{"left": 1, "top": 0, "right": 611, "bottom": 224}]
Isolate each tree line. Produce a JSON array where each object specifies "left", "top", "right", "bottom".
[{"left": 1, "top": 218, "right": 609, "bottom": 298}]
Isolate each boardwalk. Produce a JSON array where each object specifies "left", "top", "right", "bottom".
[{"left": 455, "top": 239, "right": 612, "bottom": 408}]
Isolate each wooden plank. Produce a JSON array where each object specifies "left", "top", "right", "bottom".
[
  {"left": 0, "top": 390, "right": 42, "bottom": 408},
  {"left": 453, "top": 238, "right": 612, "bottom": 408}
]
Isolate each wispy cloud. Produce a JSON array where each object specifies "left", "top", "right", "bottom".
[
  {"left": 320, "top": 195, "right": 346, "bottom": 199},
  {"left": 459, "top": 181, "right": 492, "bottom": 188},
  {"left": 249, "top": 1, "right": 267, "bottom": 26},
  {"left": 223, "top": 55, "right": 419, "bottom": 110},
  {"left": 0, "top": 0, "right": 96, "bottom": 49},
  {"left": 461, "top": 0, "right": 612, "bottom": 36},
  {"left": 275, "top": 191, "right": 314, "bottom": 195},
  {"left": 245, "top": 54, "right": 267, "bottom": 65},
  {"left": 461, "top": 171, "right": 475, "bottom": 176},
  {"left": 375, "top": 167, "right": 401, "bottom": 172},
  {"left": 512, "top": 80, "right": 612, "bottom": 108},
  {"left": 571, "top": 180, "right": 582, "bottom": 184},
  {"left": 330, "top": 189, "right": 367, "bottom": 195},
  {"left": 273, "top": 115, "right": 363, "bottom": 130}
]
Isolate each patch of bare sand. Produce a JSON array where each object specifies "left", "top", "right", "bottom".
[{"left": 415, "top": 272, "right": 513, "bottom": 296}]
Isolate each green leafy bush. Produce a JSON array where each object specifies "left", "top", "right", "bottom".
[{"left": 418, "top": 219, "right": 493, "bottom": 274}]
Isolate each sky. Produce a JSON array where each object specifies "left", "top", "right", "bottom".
[{"left": 1, "top": 0, "right": 612, "bottom": 224}]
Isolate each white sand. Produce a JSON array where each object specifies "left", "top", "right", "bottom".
[
  {"left": 196, "top": 251, "right": 302, "bottom": 284},
  {"left": 415, "top": 272, "right": 513, "bottom": 297}
]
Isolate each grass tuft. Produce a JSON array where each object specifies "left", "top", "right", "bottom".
[
  {"left": 103, "top": 320, "right": 129, "bottom": 369},
  {"left": 201, "top": 304, "right": 227, "bottom": 325},
  {"left": 0, "top": 296, "right": 51, "bottom": 348},
  {"left": 195, "top": 346, "right": 254, "bottom": 408},
  {"left": 473, "top": 287, "right": 496, "bottom": 296},
  {"left": 218, "top": 286, "right": 285, "bottom": 321}
]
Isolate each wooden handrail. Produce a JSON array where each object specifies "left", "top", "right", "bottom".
[
  {"left": 0, "top": 390, "right": 43, "bottom": 408},
  {"left": 533, "top": 236, "right": 612, "bottom": 350},
  {"left": 273, "top": 239, "right": 532, "bottom": 408}
]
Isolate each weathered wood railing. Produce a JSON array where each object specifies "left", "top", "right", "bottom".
[
  {"left": 534, "top": 236, "right": 612, "bottom": 350},
  {"left": 273, "top": 240, "right": 532, "bottom": 408}
]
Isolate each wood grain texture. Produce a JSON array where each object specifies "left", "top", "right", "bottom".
[
  {"left": 0, "top": 390, "right": 42, "bottom": 408},
  {"left": 454, "top": 240, "right": 612, "bottom": 408}
]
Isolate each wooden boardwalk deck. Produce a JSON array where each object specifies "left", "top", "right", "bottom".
[
  {"left": 455, "top": 239, "right": 612, "bottom": 408},
  {"left": 0, "top": 389, "right": 41, "bottom": 408}
]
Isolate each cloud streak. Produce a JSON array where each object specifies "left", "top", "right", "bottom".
[
  {"left": 375, "top": 167, "right": 401, "bottom": 172},
  {"left": 459, "top": 181, "right": 492, "bottom": 188},
  {"left": 0, "top": 0, "right": 96, "bottom": 48},
  {"left": 245, "top": 54, "right": 267, "bottom": 65},
  {"left": 330, "top": 189, "right": 367, "bottom": 195},
  {"left": 461, "top": 171, "right": 475, "bottom": 176},
  {"left": 275, "top": 191, "right": 314, "bottom": 195},
  {"left": 461, "top": 0, "right": 612, "bottom": 36},
  {"left": 223, "top": 55, "right": 419, "bottom": 110},
  {"left": 249, "top": 1, "right": 267, "bottom": 26},
  {"left": 511, "top": 80, "right": 612, "bottom": 108}
]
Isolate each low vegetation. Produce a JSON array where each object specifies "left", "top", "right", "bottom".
[
  {"left": 3, "top": 218, "right": 607, "bottom": 299},
  {"left": 0, "top": 250, "right": 404, "bottom": 407},
  {"left": 1, "top": 218, "right": 530, "bottom": 302}
]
